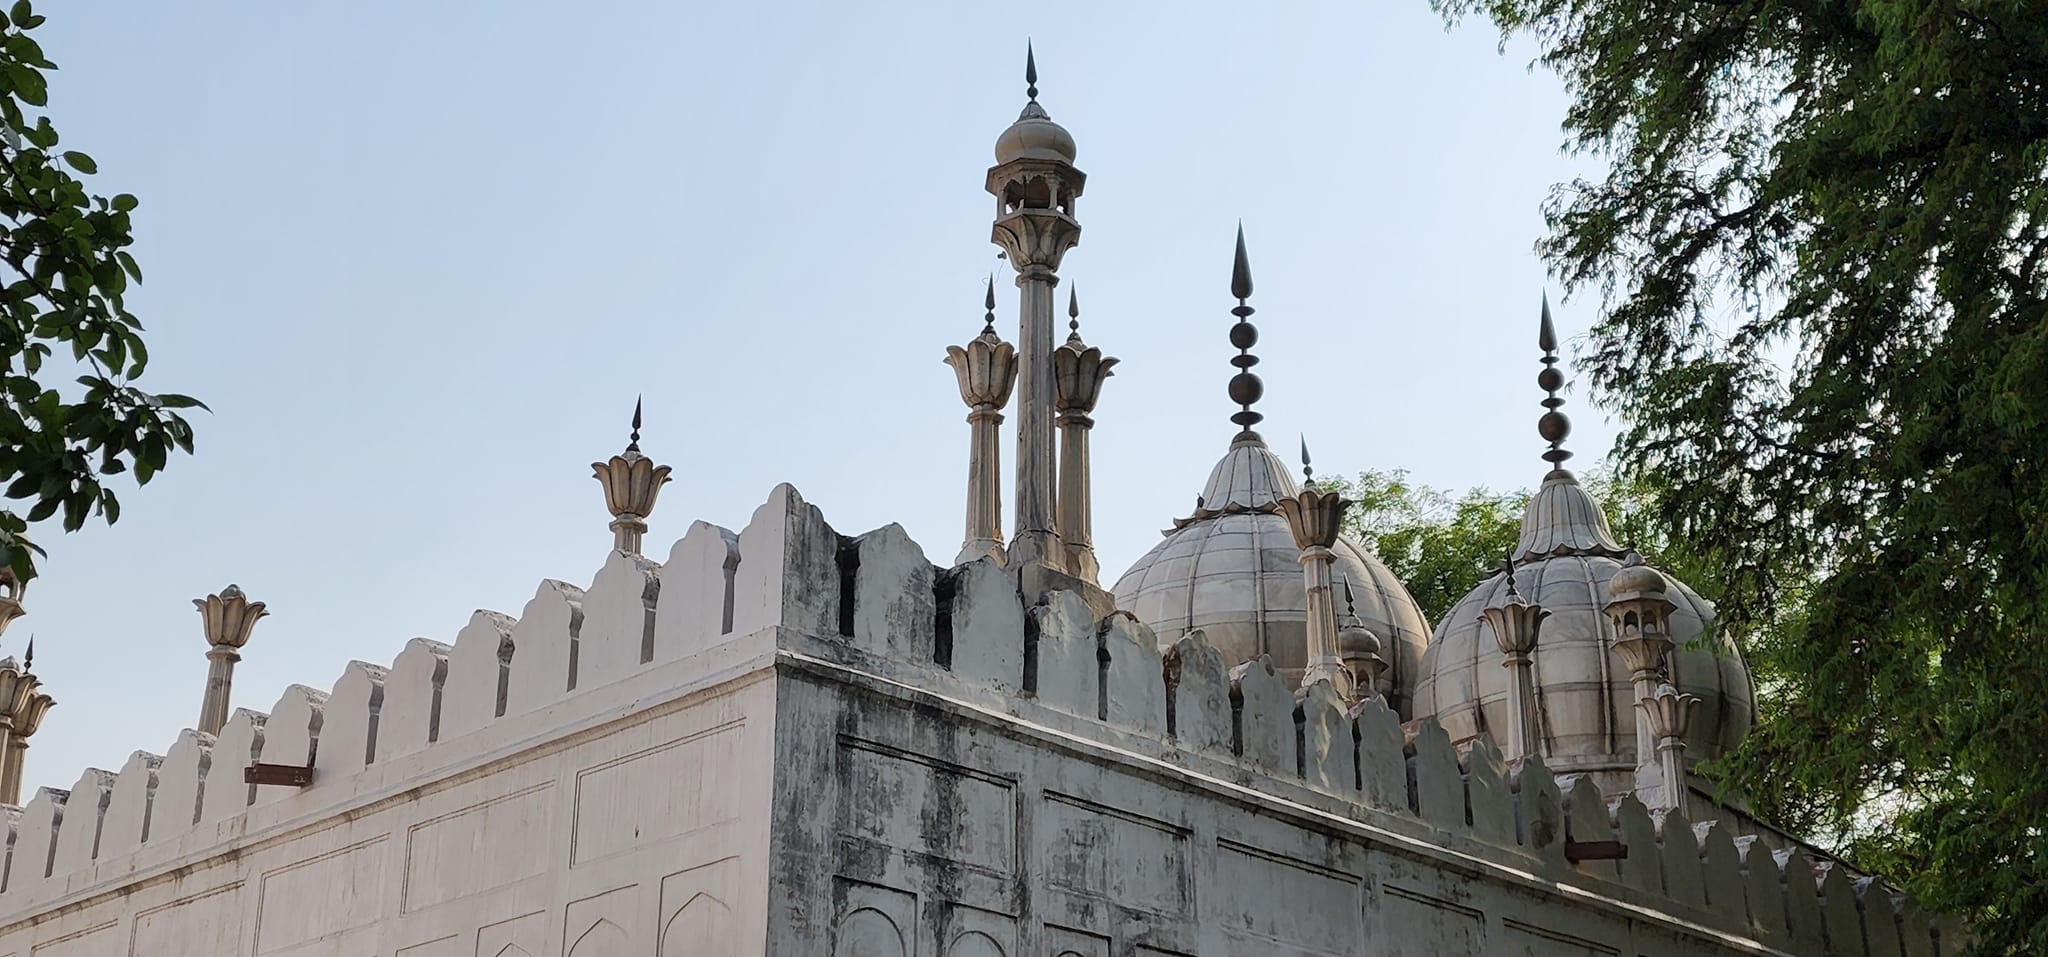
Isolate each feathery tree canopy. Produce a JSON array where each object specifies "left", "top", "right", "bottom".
[
  {"left": 0, "top": 1, "right": 199, "bottom": 586},
  {"left": 1437, "top": 0, "right": 2048, "bottom": 947}
]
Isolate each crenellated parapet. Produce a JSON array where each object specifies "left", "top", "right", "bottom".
[{"left": 0, "top": 483, "right": 1957, "bottom": 956}]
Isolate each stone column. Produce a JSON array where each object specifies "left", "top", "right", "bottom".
[
  {"left": 1277, "top": 483, "right": 1350, "bottom": 692},
  {"left": 195, "top": 585, "right": 267, "bottom": 736},
  {"left": 1008, "top": 264, "right": 1064, "bottom": 571},
  {"left": 1478, "top": 577, "right": 1550, "bottom": 763},
  {"left": 1052, "top": 312, "right": 1115, "bottom": 583},
  {"left": 945, "top": 310, "right": 1018, "bottom": 566},
  {"left": 591, "top": 401, "right": 673, "bottom": 556},
  {"left": 1638, "top": 682, "right": 1699, "bottom": 809},
  {"left": 0, "top": 667, "right": 50, "bottom": 806},
  {"left": 0, "top": 657, "right": 34, "bottom": 804}
]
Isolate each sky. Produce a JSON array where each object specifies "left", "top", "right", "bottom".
[{"left": 13, "top": 2, "right": 1618, "bottom": 788}]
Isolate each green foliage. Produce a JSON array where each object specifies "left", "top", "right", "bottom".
[
  {"left": 0, "top": 2, "right": 199, "bottom": 584},
  {"left": 1437, "top": 0, "right": 2048, "bottom": 946},
  {"left": 1336, "top": 469, "right": 1522, "bottom": 622}
]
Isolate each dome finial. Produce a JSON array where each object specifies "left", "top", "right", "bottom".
[
  {"left": 1537, "top": 292, "right": 1572, "bottom": 467},
  {"left": 1067, "top": 283, "right": 1081, "bottom": 341},
  {"left": 628, "top": 396, "right": 644, "bottom": 454},
  {"left": 983, "top": 274, "right": 998, "bottom": 335},
  {"left": 1025, "top": 40, "right": 1038, "bottom": 102},
  {"left": 1300, "top": 435, "right": 1313, "bottom": 483},
  {"left": 1227, "top": 224, "right": 1264, "bottom": 439}
]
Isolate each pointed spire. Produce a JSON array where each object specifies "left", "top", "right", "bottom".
[
  {"left": 1537, "top": 292, "right": 1572, "bottom": 467},
  {"left": 1227, "top": 225, "right": 1265, "bottom": 438},
  {"left": 1501, "top": 550, "right": 1522, "bottom": 601},
  {"left": 1231, "top": 223, "right": 1254, "bottom": 300},
  {"left": 627, "top": 396, "right": 644, "bottom": 454},
  {"left": 983, "top": 274, "right": 998, "bottom": 336},
  {"left": 1025, "top": 40, "right": 1038, "bottom": 102},
  {"left": 1341, "top": 576, "right": 1358, "bottom": 621},
  {"left": 1067, "top": 284, "right": 1082, "bottom": 341},
  {"left": 21, "top": 634, "right": 30, "bottom": 671},
  {"left": 1300, "top": 435, "right": 1314, "bottom": 484}
]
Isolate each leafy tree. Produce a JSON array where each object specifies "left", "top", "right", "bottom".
[
  {"left": 1437, "top": 0, "right": 2048, "bottom": 946},
  {"left": 0, "top": 1, "right": 200, "bottom": 585},
  {"left": 1338, "top": 469, "right": 1522, "bottom": 622}
]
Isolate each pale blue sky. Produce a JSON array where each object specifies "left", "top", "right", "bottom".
[{"left": 17, "top": 3, "right": 1613, "bottom": 785}]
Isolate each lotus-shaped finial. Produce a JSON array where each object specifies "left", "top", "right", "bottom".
[
  {"left": 1053, "top": 340, "right": 1117, "bottom": 414},
  {"left": 591, "top": 451, "right": 673, "bottom": 523},
  {"left": 945, "top": 330, "right": 1019, "bottom": 410},
  {"left": 194, "top": 584, "right": 268, "bottom": 652},
  {"left": 1275, "top": 484, "right": 1348, "bottom": 552}
]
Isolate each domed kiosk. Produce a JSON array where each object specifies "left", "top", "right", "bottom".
[
  {"left": 1111, "top": 230, "right": 1430, "bottom": 715},
  {"left": 1411, "top": 301, "right": 1755, "bottom": 794}
]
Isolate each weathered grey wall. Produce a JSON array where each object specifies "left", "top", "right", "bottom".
[{"left": 0, "top": 483, "right": 1957, "bottom": 956}]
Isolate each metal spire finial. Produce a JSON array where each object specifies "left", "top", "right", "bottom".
[
  {"left": 22, "top": 633, "right": 31, "bottom": 671},
  {"left": 1025, "top": 41, "right": 1038, "bottom": 102},
  {"left": 1300, "top": 435, "right": 1313, "bottom": 483},
  {"left": 1227, "top": 224, "right": 1264, "bottom": 438},
  {"left": 1537, "top": 292, "right": 1572, "bottom": 467},
  {"left": 1501, "top": 550, "right": 1522, "bottom": 600},
  {"left": 627, "top": 396, "right": 644, "bottom": 454},
  {"left": 1341, "top": 576, "right": 1357, "bottom": 617},
  {"left": 983, "top": 274, "right": 998, "bottom": 335},
  {"left": 1066, "top": 284, "right": 1081, "bottom": 340}
]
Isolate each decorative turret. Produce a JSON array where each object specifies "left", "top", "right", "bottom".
[
  {"left": 989, "top": 42, "right": 1086, "bottom": 576},
  {"left": 946, "top": 278, "right": 1020, "bottom": 566},
  {"left": 0, "top": 640, "right": 50, "bottom": 804},
  {"left": 1276, "top": 440, "right": 1351, "bottom": 695},
  {"left": 195, "top": 584, "right": 267, "bottom": 736},
  {"left": 1337, "top": 578, "right": 1387, "bottom": 702},
  {"left": 1639, "top": 681, "right": 1700, "bottom": 808},
  {"left": 1053, "top": 286, "right": 1116, "bottom": 581},
  {"left": 591, "top": 399, "right": 673, "bottom": 556},
  {"left": 1477, "top": 561, "right": 1549, "bottom": 763}
]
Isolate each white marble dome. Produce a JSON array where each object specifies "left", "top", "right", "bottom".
[
  {"left": 1412, "top": 468, "right": 1755, "bottom": 777},
  {"left": 994, "top": 101, "right": 1078, "bottom": 165},
  {"left": 1112, "top": 434, "right": 1431, "bottom": 717}
]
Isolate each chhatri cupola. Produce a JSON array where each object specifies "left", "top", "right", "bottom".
[
  {"left": 1411, "top": 298, "right": 1755, "bottom": 795},
  {"left": 1110, "top": 229, "right": 1431, "bottom": 716}
]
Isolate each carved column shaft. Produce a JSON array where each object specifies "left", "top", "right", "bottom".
[
  {"left": 198, "top": 644, "right": 240, "bottom": 737},
  {"left": 1056, "top": 410, "right": 1095, "bottom": 580},
  {"left": 0, "top": 716, "right": 14, "bottom": 805},
  {"left": 1011, "top": 270, "right": 1062, "bottom": 571},
  {"left": 0, "top": 738, "right": 22, "bottom": 806},
  {"left": 1298, "top": 545, "right": 1346, "bottom": 691},
  {"left": 963, "top": 406, "right": 1007, "bottom": 564}
]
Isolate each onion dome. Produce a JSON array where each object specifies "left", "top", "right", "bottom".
[
  {"left": 1410, "top": 296, "right": 1754, "bottom": 785},
  {"left": 994, "top": 44, "right": 1077, "bottom": 165},
  {"left": 1112, "top": 436, "right": 1429, "bottom": 714},
  {"left": 1109, "top": 228, "right": 1428, "bottom": 715}
]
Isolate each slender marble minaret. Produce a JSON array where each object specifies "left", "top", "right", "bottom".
[
  {"left": 1479, "top": 561, "right": 1550, "bottom": 763},
  {"left": 0, "top": 638, "right": 51, "bottom": 805},
  {"left": 1053, "top": 286, "right": 1115, "bottom": 582},
  {"left": 946, "top": 278, "right": 1019, "bottom": 565},
  {"left": 988, "top": 43, "right": 1086, "bottom": 575},
  {"left": 195, "top": 584, "right": 267, "bottom": 736},
  {"left": 1278, "top": 440, "right": 1350, "bottom": 693}
]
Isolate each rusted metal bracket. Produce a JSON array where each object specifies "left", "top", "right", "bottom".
[
  {"left": 244, "top": 763, "right": 313, "bottom": 788},
  {"left": 1565, "top": 840, "right": 1628, "bottom": 862}
]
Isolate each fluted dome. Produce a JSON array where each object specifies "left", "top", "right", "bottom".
[
  {"left": 1412, "top": 469, "right": 1755, "bottom": 779},
  {"left": 994, "top": 101, "right": 1077, "bottom": 165},
  {"left": 1112, "top": 435, "right": 1431, "bottom": 716}
]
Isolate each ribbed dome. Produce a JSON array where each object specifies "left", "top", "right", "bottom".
[
  {"left": 1112, "top": 436, "right": 1431, "bottom": 717},
  {"left": 994, "top": 101, "right": 1077, "bottom": 165},
  {"left": 1412, "top": 469, "right": 1755, "bottom": 778}
]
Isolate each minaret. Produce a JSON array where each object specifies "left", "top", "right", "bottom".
[
  {"left": 1277, "top": 439, "right": 1350, "bottom": 694},
  {"left": 591, "top": 399, "right": 673, "bottom": 555},
  {"left": 195, "top": 584, "right": 267, "bottom": 736},
  {"left": 1479, "top": 561, "right": 1550, "bottom": 763},
  {"left": 0, "top": 639, "right": 51, "bottom": 805},
  {"left": 987, "top": 43, "right": 1085, "bottom": 576},
  {"left": 1053, "top": 286, "right": 1116, "bottom": 581},
  {"left": 945, "top": 278, "right": 1019, "bottom": 565}
]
